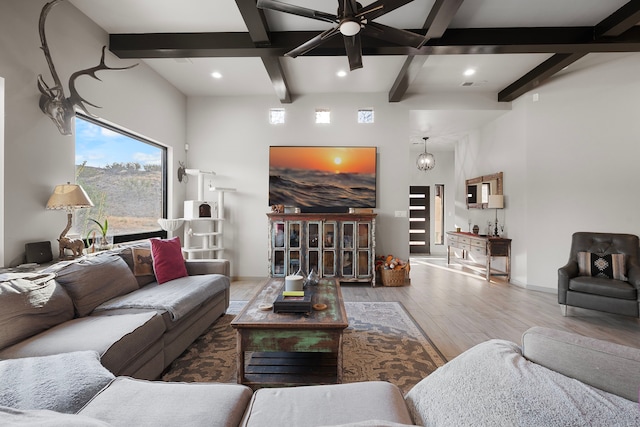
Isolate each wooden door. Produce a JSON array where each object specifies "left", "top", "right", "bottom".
[{"left": 410, "top": 186, "right": 430, "bottom": 254}]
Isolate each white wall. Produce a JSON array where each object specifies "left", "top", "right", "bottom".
[
  {"left": 0, "top": 0, "right": 187, "bottom": 266},
  {"left": 186, "top": 93, "right": 412, "bottom": 278},
  {"left": 466, "top": 53, "right": 640, "bottom": 292}
]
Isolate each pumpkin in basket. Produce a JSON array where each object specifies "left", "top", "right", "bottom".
[{"left": 376, "top": 255, "right": 410, "bottom": 286}]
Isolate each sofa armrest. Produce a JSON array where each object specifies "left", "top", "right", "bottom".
[
  {"left": 557, "top": 261, "right": 578, "bottom": 303},
  {"left": 185, "top": 259, "right": 230, "bottom": 277},
  {"left": 522, "top": 326, "right": 640, "bottom": 402},
  {"left": 626, "top": 261, "right": 640, "bottom": 289}
]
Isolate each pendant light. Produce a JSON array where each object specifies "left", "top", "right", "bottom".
[{"left": 416, "top": 137, "right": 435, "bottom": 171}]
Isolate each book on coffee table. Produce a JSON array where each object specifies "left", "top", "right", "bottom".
[{"left": 273, "top": 291, "right": 313, "bottom": 313}]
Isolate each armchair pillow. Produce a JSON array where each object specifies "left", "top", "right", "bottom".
[
  {"left": 150, "top": 237, "right": 188, "bottom": 284},
  {"left": 577, "top": 252, "right": 627, "bottom": 281}
]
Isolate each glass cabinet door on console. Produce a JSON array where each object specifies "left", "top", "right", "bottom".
[
  {"left": 288, "top": 222, "right": 302, "bottom": 275},
  {"left": 267, "top": 213, "right": 377, "bottom": 285},
  {"left": 341, "top": 222, "right": 355, "bottom": 277},
  {"left": 323, "top": 222, "right": 337, "bottom": 277},
  {"left": 357, "top": 222, "right": 371, "bottom": 277},
  {"left": 271, "top": 222, "right": 286, "bottom": 276},
  {"left": 307, "top": 222, "right": 321, "bottom": 275}
]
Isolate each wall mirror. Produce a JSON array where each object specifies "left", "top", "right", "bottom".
[{"left": 466, "top": 172, "right": 503, "bottom": 209}]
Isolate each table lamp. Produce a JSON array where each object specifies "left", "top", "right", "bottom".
[
  {"left": 46, "top": 183, "right": 94, "bottom": 257},
  {"left": 487, "top": 195, "right": 504, "bottom": 237}
]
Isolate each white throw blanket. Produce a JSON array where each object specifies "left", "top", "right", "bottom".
[
  {"left": 404, "top": 339, "right": 640, "bottom": 427},
  {"left": 93, "top": 274, "right": 228, "bottom": 321}
]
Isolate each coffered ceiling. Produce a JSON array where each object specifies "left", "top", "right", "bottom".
[{"left": 67, "top": 0, "right": 640, "bottom": 141}]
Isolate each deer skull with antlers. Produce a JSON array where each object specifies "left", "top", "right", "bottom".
[{"left": 37, "top": 0, "right": 138, "bottom": 135}]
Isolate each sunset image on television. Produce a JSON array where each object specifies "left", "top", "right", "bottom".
[{"left": 269, "top": 146, "right": 377, "bottom": 209}]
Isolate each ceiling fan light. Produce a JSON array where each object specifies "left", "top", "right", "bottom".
[{"left": 339, "top": 20, "right": 361, "bottom": 36}]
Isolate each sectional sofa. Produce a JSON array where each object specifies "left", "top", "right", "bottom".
[
  {"left": 0, "top": 326, "right": 638, "bottom": 426},
  {"left": 0, "top": 239, "right": 230, "bottom": 379}
]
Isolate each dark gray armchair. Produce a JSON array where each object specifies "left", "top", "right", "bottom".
[{"left": 558, "top": 232, "right": 640, "bottom": 317}]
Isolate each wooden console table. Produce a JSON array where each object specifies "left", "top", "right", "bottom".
[{"left": 446, "top": 231, "right": 511, "bottom": 282}]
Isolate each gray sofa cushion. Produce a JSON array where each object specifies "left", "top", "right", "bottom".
[
  {"left": 0, "top": 273, "right": 73, "bottom": 350},
  {"left": 54, "top": 255, "right": 139, "bottom": 317},
  {"left": 0, "top": 351, "right": 114, "bottom": 414},
  {"left": 0, "top": 312, "right": 165, "bottom": 375},
  {"left": 404, "top": 339, "right": 640, "bottom": 427},
  {"left": 79, "top": 377, "right": 252, "bottom": 427},
  {"left": 522, "top": 326, "right": 640, "bottom": 402},
  {"left": 0, "top": 406, "right": 112, "bottom": 426},
  {"left": 241, "top": 382, "right": 413, "bottom": 427},
  {"left": 93, "top": 274, "right": 230, "bottom": 321}
]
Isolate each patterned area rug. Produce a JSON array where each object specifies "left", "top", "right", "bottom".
[{"left": 162, "top": 301, "right": 446, "bottom": 394}]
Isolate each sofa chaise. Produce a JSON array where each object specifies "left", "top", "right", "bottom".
[
  {"left": 0, "top": 326, "right": 638, "bottom": 426},
  {"left": 0, "top": 238, "right": 230, "bottom": 379}
]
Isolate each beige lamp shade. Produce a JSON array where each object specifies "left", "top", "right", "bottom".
[
  {"left": 487, "top": 194, "right": 504, "bottom": 209},
  {"left": 46, "top": 183, "right": 94, "bottom": 210}
]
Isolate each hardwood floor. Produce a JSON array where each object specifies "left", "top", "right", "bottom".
[{"left": 229, "top": 256, "right": 640, "bottom": 361}]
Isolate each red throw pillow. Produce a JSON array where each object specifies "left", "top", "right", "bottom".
[{"left": 150, "top": 237, "right": 188, "bottom": 284}]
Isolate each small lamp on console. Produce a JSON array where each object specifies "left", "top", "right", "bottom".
[
  {"left": 488, "top": 195, "right": 504, "bottom": 237},
  {"left": 46, "top": 182, "right": 94, "bottom": 259}
]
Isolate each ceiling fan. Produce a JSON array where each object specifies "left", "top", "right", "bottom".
[{"left": 257, "top": 0, "right": 427, "bottom": 71}]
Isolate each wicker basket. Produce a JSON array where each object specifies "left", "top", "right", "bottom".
[{"left": 381, "top": 268, "right": 406, "bottom": 287}]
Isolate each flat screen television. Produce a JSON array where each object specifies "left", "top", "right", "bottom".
[{"left": 269, "top": 146, "right": 377, "bottom": 213}]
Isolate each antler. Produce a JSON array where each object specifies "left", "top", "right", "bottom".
[
  {"left": 36, "top": 0, "right": 138, "bottom": 135},
  {"left": 69, "top": 46, "right": 138, "bottom": 116},
  {"left": 37, "top": 0, "right": 64, "bottom": 100}
]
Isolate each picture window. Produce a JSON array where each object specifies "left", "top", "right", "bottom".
[{"left": 75, "top": 115, "right": 167, "bottom": 244}]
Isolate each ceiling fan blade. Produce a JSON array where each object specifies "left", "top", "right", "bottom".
[
  {"left": 343, "top": 34, "right": 363, "bottom": 71},
  {"left": 357, "top": 0, "right": 413, "bottom": 21},
  {"left": 257, "top": 0, "right": 336, "bottom": 24},
  {"left": 285, "top": 27, "right": 341, "bottom": 58},
  {"left": 363, "top": 21, "right": 426, "bottom": 48}
]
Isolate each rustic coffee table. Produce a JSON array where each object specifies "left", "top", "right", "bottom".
[{"left": 230, "top": 278, "right": 348, "bottom": 388}]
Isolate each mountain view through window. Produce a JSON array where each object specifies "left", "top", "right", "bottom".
[{"left": 75, "top": 116, "right": 166, "bottom": 240}]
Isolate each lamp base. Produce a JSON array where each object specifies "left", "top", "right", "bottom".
[
  {"left": 58, "top": 236, "right": 85, "bottom": 259},
  {"left": 57, "top": 213, "right": 84, "bottom": 259}
]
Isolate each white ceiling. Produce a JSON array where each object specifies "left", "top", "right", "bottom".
[{"left": 68, "top": 0, "right": 635, "bottom": 144}]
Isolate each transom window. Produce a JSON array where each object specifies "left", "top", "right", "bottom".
[
  {"left": 269, "top": 108, "right": 285, "bottom": 124},
  {"left": 315, "top": 109, "right": 331, "bottom": 124},
  {"left": 358, "top": 109, "right": 374, "bottom": 124},
  {"left": 75, "top": 115, "right": 167, "bottom": 243}
]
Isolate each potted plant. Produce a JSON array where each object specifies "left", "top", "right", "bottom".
[{"left": 86, "top": 217, "right": 111, "bottom": 251}]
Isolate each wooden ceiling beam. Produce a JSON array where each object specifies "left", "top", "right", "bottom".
[
  {"left": 389, "top": 0, "right": 465, "bottom": 103},
  {"left": 109, "top": 27, "right": 640, "bottom": 58},
  {"left": 235, "top": 0, "right": 292, "bottom": 103},
  {"left": 498, "top": 2, "right": 640, "bottom": 102}
]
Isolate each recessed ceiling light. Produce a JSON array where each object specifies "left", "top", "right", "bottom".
[
  {"left": 211, "top": 71, "right": 222, "bottom": 79},
  {"left": 336, "top": 70, "right": 347, "bottom": 77},
  {"left": 463, "top": 68, "right": 476, "bottom": 77}
]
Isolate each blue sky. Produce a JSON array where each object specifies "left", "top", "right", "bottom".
[{"left": 75, "top": 117, "right": 162, "bottom": 168}]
